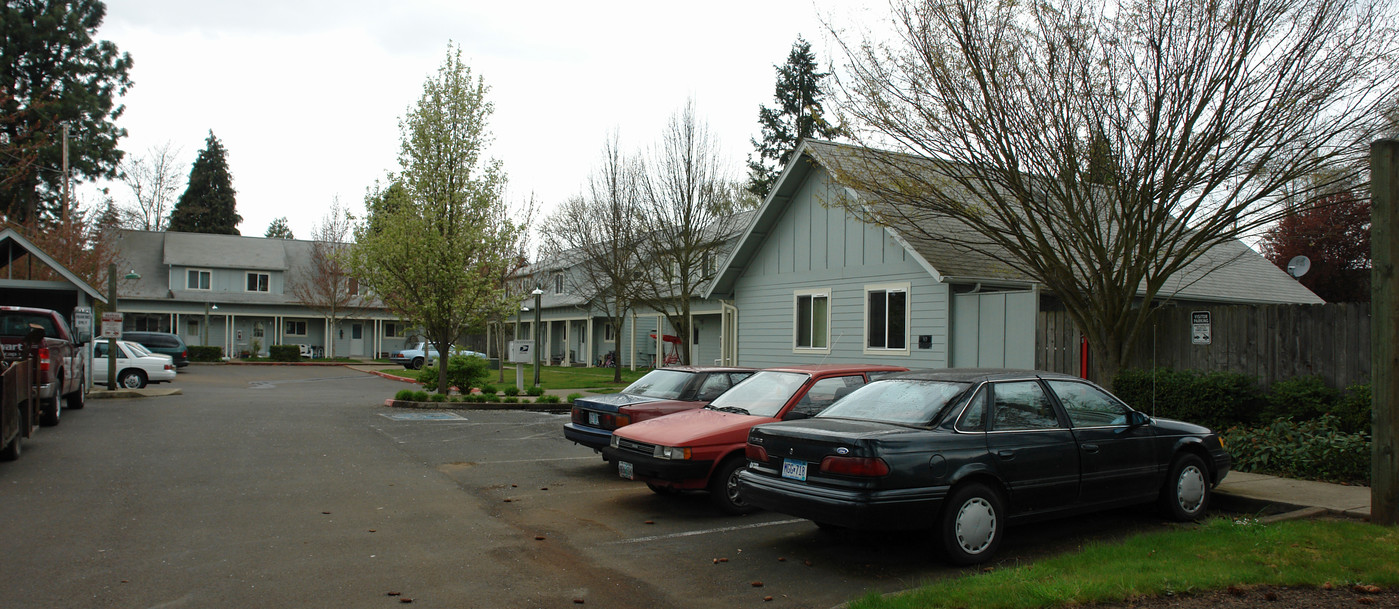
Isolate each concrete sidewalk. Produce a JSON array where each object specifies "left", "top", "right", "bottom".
[{"left": 1213, "top": 470, "right": 1372, "bottom": 521}]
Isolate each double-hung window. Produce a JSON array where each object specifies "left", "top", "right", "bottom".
[
  {"left": 794, "top": 289, "right": 830, "bottom": 352},
  {"left": 285, "top": 320, "right": 308, "bottom": 336},
  {"left": 187, "top": 269, "right": 211, "bottom": 290},
  {"left": 246, "top": 272, "right": 270, "bottom": 292},
  {"left": 865, "top": 282, "right": 910, "bottom": 354}
]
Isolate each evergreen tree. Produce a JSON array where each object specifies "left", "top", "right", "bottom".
[
  {"left": 168, "top": 131, "right": 241, "bottom": 234},
  {"left": 745, "top": 36, "right": 845, "bottom": 200},
  {"left": 1, "top": 0, "right": 133, "bottom": 224},
  {"left": 265, "top": 216, "right": 294, "bottom": 239}
]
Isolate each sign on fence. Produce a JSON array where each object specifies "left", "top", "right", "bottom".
[{"left": 1191, "top": 311, "right": 1212, "bottom": 345}]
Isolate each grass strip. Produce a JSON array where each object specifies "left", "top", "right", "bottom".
[{"left": 849, "top": 518, "right": 1399, "bottom": 609}]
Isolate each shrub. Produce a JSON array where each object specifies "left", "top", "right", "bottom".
[
  {"left": 1265, "top": 375, "right": 1339, "bottom": 422},
  {"left": 566, "top": 393, "right": 583, "bottom": 404},
  {"left": 536, "top": 394, "right": 562, "bottom": 404},
  {"left": 503, "top": 386, "right": 520, "bottom": 397},
  {"left": 478, "top": 384, "right": 498, "bottom": 396},
  {"left": 475, "top": 394, "right": 491, "bottom": 403},
  {"left": 188, "top": 345, "right": 223, "bottom": 362},
  {"left": 394, "top": 389, "right": 416, "bottom": 401},
  {"left": 269, "top": 345, "right": 301, "bottom": 362},
  {"left": 1331, "top": 383, "right": 1372, "bottom": 434},
  {"left": 1222, "top": 415, "right": 1370, "bottom": 485},
  {"left": 415, "top": 355, "right": 490, "bottom": 392},
  {"left": 502, "top": 396, "right": 518, "bottom": 404},
  {"left": 1112, "top": 368, "right": 1264, "bottom": 429},
  {"left": 526, "top": 385, "right": 545, "bottom": 397},
  {"left": 412, "top": 390, "right": 430, "bottom": 402},
  {"left": 429, "top": 393, "right": 446, "bottom": 403}
]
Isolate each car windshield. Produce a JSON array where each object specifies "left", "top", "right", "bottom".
[
  {"left": 125, "top": 342, "right": 153, "bottom": 357},
  {"left": 621, "top": 369, "right": 696, "bottom": 399},
  {"left": 704, "top": 371, "right": 809, "bottom": 418},
  {"left": 816, "top": 380, "right": 972, "bottom": 426}
]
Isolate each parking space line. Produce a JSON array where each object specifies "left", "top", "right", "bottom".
[{"left": 604, "top": 519, "right": 806, "bottom": 545}]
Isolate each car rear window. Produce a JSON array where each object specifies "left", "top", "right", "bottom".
[
  {"left": 0, "top": 314, "right": 57, "bottom": 338},
  {"left": 817, "top": 380, "right": 972, "bottom": 426},
  {"left": 621, "top": 369, "right": 695, "bottom": 399}
]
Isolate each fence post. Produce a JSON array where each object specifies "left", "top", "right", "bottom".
[{"left": 1371, "top": 140, "right": 1398, "bottom": 526}]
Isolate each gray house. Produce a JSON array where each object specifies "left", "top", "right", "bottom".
[
  {"left": 115, "top": 230, "right": 411, "bottom": 358},
  {"left": 705, "top": 140, "right": 1323, "bottom": 369}
]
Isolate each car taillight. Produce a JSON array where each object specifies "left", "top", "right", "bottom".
[
  {"left": 164, "top": 364, "right": 174, "bottom": 371},
  {"left": 745, "top": 443, "right": 768, "bottom": 463},
  {"left": 819, "top": 456, "right": 890, "bottom": 477},
  {"left": 37, "top": 347, "right": 50, "bottom": 371},
  {"left": 571, "top": 408, "right": 584, "bottom": 424},
  {"left": 612, "top": 413, "right": 631, "bottom": 428}
]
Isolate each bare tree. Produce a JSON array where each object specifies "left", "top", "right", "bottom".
[
  {"left": 484, "top": 195, "right": 537, "bottom": 383},
  {"left": 826, "top": 0, "right": 1399, "bottom": 386},
  {"left": 638, "top": 100, "right": 747, "bottom": 364},
  {"left": 541, "top": 134, "right": 647, "bottom": 382},
  {"left": 290, "top": 198, "right": 365, "bottom": 358},
  {"left": 118, "top": 141, "right": 184, "bottom": 231}
]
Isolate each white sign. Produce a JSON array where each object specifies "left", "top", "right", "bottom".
[
  {"left": 507, "top": 340, "right": 534, "bottom": 364},
  {"left": 1191, "top": 311, "right": 1211, "bottom": 345},
  {"left": 100, "top": 312, "right": 123, "bottom": 339},
  {"left": 73, "top": 306, "right": 93, "bottom": 336}
]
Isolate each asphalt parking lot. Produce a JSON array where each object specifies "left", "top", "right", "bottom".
[{"left": 1, "top": 365, "right": 1181, "bottom": 609}]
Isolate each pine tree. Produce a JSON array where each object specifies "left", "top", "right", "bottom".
[
  {"left": 168, "top": 131, "right": 241, "bottom": 234},
  {"left": 265, "top": 216, "right": 294, "bottom": 239},
  {"left": 745, "top": 37, "right": 845, "bottom": 200}
]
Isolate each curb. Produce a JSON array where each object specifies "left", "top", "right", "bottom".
[
  {"left": 383, "top": 399, "right": 571, "bottom": 413},
  {"left": 89, "top": 387, "right": 183, "bottom": 399}
]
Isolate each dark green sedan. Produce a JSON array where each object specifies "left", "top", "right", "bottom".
[{"left": 738, "top": 369, "right": 1231, "bottom": 565}]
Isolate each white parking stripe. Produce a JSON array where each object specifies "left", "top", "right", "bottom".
[{"left": 605, "top": 519, "right": 807, "bottom": 545}]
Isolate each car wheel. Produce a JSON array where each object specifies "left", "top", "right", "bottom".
[
  {"left": 1160, "top": 453, "right": 1210, "bottom": 520},
  {"left": 939, "top": 482, "right": 1004, "bottom": 565},
  {"left": 411, "top": 357, "right": 424, "bottom": 370},
  {"left": 66, "top": 377, "right": 86, "bottom": 410},
  {"left": 709, "top": 457, "right": 758, "bottom": 515},
  {"left": 119, "top": 369, "right": 148, "bottom": 389},
  {"left": 39, "top": 395, "right": 60, "bottom": 427}
]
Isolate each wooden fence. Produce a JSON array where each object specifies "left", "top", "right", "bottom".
[{"left": 1037, "top": 302, "right": 1372, "bottom": 389}]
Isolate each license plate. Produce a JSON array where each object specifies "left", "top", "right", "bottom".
[
  {"left": 588, "top": 412, "right": 600, "bottom": 426},
  {"left": 781, "top": 458, "right": 808, "bottom": 482},
  {"left": 618, "top": 461, "right": 634, "bottom": 480}
]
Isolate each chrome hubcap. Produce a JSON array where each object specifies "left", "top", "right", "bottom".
[
  {"left": 726, "top": 469, "right": 744, "bottom": 506},
  {"left": 1177, "top": 465, "right": 1206, "bottom": 513},
  {"left": 955, "top": 497, "right": 996, "bottom": 554}
]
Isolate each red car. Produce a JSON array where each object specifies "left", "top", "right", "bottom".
[{"left": 601, "top": 364, "right": 908, "bottom": 513}]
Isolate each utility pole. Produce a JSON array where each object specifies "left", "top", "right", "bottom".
[
  {"left": 61, "top": 123, "right": 70, "bottom": 226},
  {"left": 1372, "top": 139, "right": 1397, "bottom": 526}
]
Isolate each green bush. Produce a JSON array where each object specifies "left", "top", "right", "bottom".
[
  {"left": 268, "top": 345, "right": 301, "bottom": 362},
  {"left": 415, "top": 355, "right": 490, "bottom": 392},
  {"left": 188, "top": 345, "right": 223, "bottom": 362},
  {"left": 429, "top": 393, "right": 446, "bottom": 403},
  {"left": 536, "top": 394, "right": 561, "bottom": 404},
  {"left": 478, "top": 384, "right": 497, "bottom": 396},
  {"left": 502, "top": 396, "right": 518, "bottom": 404},
  {"left": 566, "top": 393, "right": 583, "bottom": 404},
  {"left": 394, "top": 389, "right": 416, "bottom": 401},
  {"left": 1332, "top": 383, "right": 1372, "bottom": 434},
  {"left": 526, "top": 385, "right": 545, "bottom": 397},
  {"left": 1112, "top": 368, "right": 1264, "bottom": 430},
  {"left": 1265, "top": 375, "right": 1339, "bottom": 422},
  {"left": 503, "top": 386, "right": 520, "bottom": 397},
  {"left": 412, "top": 390, "right": 430, "bottom": 402},
  {"left": 1222, "top": 415, "right": 1370, "bottom": 485}
]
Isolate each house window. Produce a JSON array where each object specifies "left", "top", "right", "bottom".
[
  {"left": 187, "top": 269, "right": 211, "bottom": 290},
  {"left": 384, "top": 322, "right": 406, "bottom": 338},
  {"left": 253, "top": 322, "right": 265, "bottom": 338},
  {"left": 865, "top": 282, "right": 909, "bottom": 353},
  {"left": 285, "top": 320, "right": 308, "bottom": 336},
  {"left": 554, "top": 273, "right": 564, "bottom": 295},
  {"left": 604, "top": 322, "right": 615, "bottom": 342},
  {"left": 246, "top": 272, "right": 270, "bottom": 292},
  {"left": 794, "top": 289, "right": 830, "bottom": 351}
]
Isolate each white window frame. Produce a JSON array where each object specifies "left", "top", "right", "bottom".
[
  {"left": 285, "top": 320, "right": 308, "bottom": 336},
  {"left": 553, "top": 273, "right": 564, "bottom": 295},
  {"left": 246, "top": 271, "right": 270, "bottom": 293},
  {"left": 604, "top": 322, "right": 615, "bottom": 343},
  {"left": 792, "top": 288, "right": 831, "bottom": 355},
  {"left": 384, "top": 322, "right": 406, "bottom": 338},
  {"left": 863, "top": 281, "right": 911, "bottom": 356},
  {"left": 187, "top": 268, "right": 211, "bottom": 291}
]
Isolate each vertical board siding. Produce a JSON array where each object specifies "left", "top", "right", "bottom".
[{"left": 1037, "top": 303, "right": 1371, "bottom": 389}]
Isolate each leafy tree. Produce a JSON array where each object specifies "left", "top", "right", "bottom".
[
  {"left": 265, "top": 216, "right": 294, "bottom": 239},
  {"left": 348, "top": 44, "right": 522, "bottom": 394},
  {"left": 168, "top": 131, "right": 241, "bottom": 234},
  {"left": 289, "top": 200, "right": 361, "bottom": 357},
  {"left": 826, "top": 0, "right": 1398, "bottom": 387},
  {"left": 1260, "top": 189, "right": 1371, "bottom": 303},
  {"left": 118, "top": 141, "right": 183, "bottom": 231},
  {"left": 541, "top": 133, "right": 647, "bottom": 383},
  {"left": 746, "top": 36, "right": 845, "bottom": 200},
  {"left": 638, "top": 100, "right": 747, "bottom": 364},
  {"left": 0, "top": 0, "right": 132, "bottom": 224}
]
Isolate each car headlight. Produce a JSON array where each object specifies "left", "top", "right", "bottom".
[
  {"left": 654, "top": 446, "right": 691, "bottom": 460},
  {"left": 609, "top": 434, "right": 620, "bottom": 448}
]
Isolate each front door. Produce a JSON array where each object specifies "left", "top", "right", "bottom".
[{"left": 350, "top": 323, "right": 363, "bottom": 356}]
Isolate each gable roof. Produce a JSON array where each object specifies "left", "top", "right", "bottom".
[
  {"left": 162, "top": 231, "right": 289, "bottom": 270},
  {"left": 708, "top": 139, "right": 1323, "bottom": 305},
  {"left": 0, "top": 227, "right": 107, "bottom": 303}
]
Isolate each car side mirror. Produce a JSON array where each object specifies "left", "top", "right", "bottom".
[
  {"left": 782, "top": 410, "right": 811, "bottom": 421},
  {"left": 1128, "top": 411, "right": 1150, "bottom": 427}
]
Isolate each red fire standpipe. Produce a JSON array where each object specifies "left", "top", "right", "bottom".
[{"left": 1079, "top": 335, "right": 1089, "bottom": 379}]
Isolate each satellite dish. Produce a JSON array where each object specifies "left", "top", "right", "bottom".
[{"left": 1286, "top": 255, "right": 1311, "bottom": 278}]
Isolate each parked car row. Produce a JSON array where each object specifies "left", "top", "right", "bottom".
[{"left": 565, "top": 364, "right": 1232, "bottom": 564}]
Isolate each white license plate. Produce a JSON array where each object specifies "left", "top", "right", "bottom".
[
  {"left": 588, "top": 412, "right": 600, "bottom": 426},
  {"left": 781, "top": 458, "right": 808, "bottom": 482},
  {"left": 618, "top": 461, "right": 634, "bottom": 480}
]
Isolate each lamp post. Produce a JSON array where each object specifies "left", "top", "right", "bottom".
[
  {"left": 203, "top": 302, "right": 218, "bottom": 348},
  {"left": 107, "top": 265, "right": 140, "bottom": 390},
  {"left": 531, "top": 287, "right": 545, "bottom": 387},
  {"left": 516, "top": 305, "right": 528, "bottom": 392}
]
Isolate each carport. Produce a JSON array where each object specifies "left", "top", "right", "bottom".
[{"left": 0, "top": 228, "right": 107, "bottom": 317}]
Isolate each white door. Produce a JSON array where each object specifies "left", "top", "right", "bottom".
[{"left": 350, "top": 323, "right": 364, "bottom": 356}]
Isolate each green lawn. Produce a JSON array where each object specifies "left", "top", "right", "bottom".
[
  {"left": 849, "top": 518, "right": 1399, "bottom": 609},
  {"left": 379, "top": 365, "right": 649, "bottom": 391}
]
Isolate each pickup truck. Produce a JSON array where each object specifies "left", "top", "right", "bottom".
[
  {"left": 389, "top": 341, "right": 485, "bottom": 370},
  {"left": 1, "top": 326, "right": 43, "bottom": 461},
  {"left": 0, "top": 306, "right": 89, "bottom": 427}
]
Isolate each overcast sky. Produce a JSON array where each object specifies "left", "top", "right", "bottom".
[{"left": 94, "top": 1, "right": 883, "bottom": 238}]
